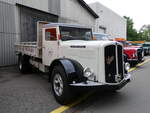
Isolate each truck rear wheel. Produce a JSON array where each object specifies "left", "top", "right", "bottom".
[
  {"left": 18, "top": 55, "right": 31, "bottom": 74},
  {"left": 51, "top": 65, "right": 72, "bottom": 105}
]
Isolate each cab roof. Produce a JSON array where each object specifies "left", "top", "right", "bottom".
[{"left": 43, "top": 23, "right": 91, "bottom": 29}]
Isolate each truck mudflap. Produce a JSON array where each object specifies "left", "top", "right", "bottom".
[{"left": 69, "top": 74, "right": 131, "bottom": 89}]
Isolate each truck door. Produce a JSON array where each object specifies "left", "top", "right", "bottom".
[{"left": 43, "top": 27, "right": 58, "bottom": 65}]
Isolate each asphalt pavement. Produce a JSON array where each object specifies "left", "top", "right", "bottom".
[
  {"left": 0, "top": 67, "right": 60, "bottom": 113},
  {"left": 0, "top": 57, "right": 150, "bottom": 113}
]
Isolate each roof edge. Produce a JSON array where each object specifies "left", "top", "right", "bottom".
[
  {"left": 16, "top": 3, "right": 59, "bottom": 17},
  {"left": 77, "top": 0, "right": 99, "bottom": 18}
]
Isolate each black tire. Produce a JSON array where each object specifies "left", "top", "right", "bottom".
[
  {"left": 107, "top": 89, "right": 118, "bottom": 93},
  {"left": 51, "top": 65, "right": 72, "bottom": 105},
  {"left": 18, "top": 55, "right": 32, "bottom": 74}
]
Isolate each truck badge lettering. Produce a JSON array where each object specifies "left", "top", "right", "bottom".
[{"left": 70, "top": 45, "right": 86, "bottom": 48}]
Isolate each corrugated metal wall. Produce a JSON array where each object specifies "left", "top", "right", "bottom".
[{"left": 0, "top": 1, "right": 17, "bottom": 66}]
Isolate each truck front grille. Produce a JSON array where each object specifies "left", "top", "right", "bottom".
[
  {"left": 117, "top": 45, "right": 124, "bottom": 80},
  {"left": 105, "top": 44, "right": 124, "bottom": 83},
  {"left": 137, "top": 48, "right": 143, "bottom": 61},
  {"left": 105, "top": 45, "right": 117, "bottom": 83}
]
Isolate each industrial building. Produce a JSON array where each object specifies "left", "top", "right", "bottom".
[{"left": 89, "top": 2, "right": 127, "bottom": 40}]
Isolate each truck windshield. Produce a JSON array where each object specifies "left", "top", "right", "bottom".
[
  {"left": 132, "top": 43, "right": 142, "bottom": 46},
  {"left": 143, "top": 44, "right": 150, "bottom": 47},
  {"left": 60, "top": 26, "right": 92, "bottom": 41}
]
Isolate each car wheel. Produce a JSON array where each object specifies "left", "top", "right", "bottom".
[{"left": 51, "top": 65, "right": 72, "bottom": 105}]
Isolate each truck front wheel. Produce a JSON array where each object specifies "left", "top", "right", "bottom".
[{"left": 51, "top": 65, "right": 72, "bottom": 105}]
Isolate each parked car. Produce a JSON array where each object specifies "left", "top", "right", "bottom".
[
  {"left": 93, "top": 32, "right": 112, "bottom": 41},
  {"left": 132, "top": 43, "right": 150, "bottom": 56},
  {"left": 15, "top": 22, "right": 131, "bottom": 105},
  {"left": 143, "top": 42, "right": 150, "bottom": 55},
  {"left": 117, "top": 41, "right": 144, "bottom": 63}
]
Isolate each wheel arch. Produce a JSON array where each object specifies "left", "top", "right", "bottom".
[{"left": 49, "top": 58, "right": 86, "bottom": 84}]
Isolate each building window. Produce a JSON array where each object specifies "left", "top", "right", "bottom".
[{"left": 99, "top": 26, "right": 106, "bottom": 33}]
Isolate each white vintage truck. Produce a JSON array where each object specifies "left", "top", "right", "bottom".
[{"left": 15, "top": 21, "right": 131, "bottom": 104}]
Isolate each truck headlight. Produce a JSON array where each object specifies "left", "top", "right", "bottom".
[
  {"left": 125, "top": 62, "right": 130, "bottom": 71},
  {"left": 84, "top": 67, "right": 95, "bottom": 81}
]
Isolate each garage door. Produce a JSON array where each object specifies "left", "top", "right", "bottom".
[{"left": 18, "top": 4, "right": 58, "bottom": 42}]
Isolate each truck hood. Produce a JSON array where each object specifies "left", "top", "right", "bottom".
[
  {"left": 143, "top": 47, "right": 149, "bottom": 49},
  {"left": 131, "top": 46, "right": 141, "bottom": 48},
  {"left": 61, "top": 40, "right": 117, "bottom": 48},
  {"left": 124, "top": 46, "right": 139, "bottom": 51},
  {"left": 59, "top": 40, "right": 122, "bottom": 83}
]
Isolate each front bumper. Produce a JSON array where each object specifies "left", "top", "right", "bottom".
[
  {"left": 70, "top": 74, "right": 131, "bottom": 90},
  {"left": 127, "top": 59, "right": 138, "bottom": 61},
  {"left": 144, "top": 49, "right": 149, "bottom": 55},
  {"left": 128, "top": 56, "right": 144, "bottom": 62}
]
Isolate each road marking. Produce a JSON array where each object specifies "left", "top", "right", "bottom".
[
  {"left": 50, "top": 91, "right": 93, "bottom": 113},
  {"left": 51, "top": 58, "right": 150, "bottom": 113},
  {"left": 128, "top": 58, "right": 150, "bottom": 72}
]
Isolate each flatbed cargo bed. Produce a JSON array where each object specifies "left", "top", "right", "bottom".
[
  {"left": 15, "top": 42, "right": 41, "bottom": 58},
  {"left": 15, "top": 21, "right": 49, "bottom": 58}
]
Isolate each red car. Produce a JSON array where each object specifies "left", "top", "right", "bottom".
[{"left": 118, "top": 41, "right": 144, "bottom": 63}]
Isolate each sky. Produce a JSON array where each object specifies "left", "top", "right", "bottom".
[{"left": 84, "top": 0, "right": 150, "bottom": 31}]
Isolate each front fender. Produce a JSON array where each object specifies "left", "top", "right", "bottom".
[{"left": 49, "top": 58, "right": 87, "bottom": 84}]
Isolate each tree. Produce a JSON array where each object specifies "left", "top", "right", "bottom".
[
  {"left": 123, "top": 16, "right": 139, "bottom": 41},
  {"left": 139, "top": 25, "right": 150, "bottom": 41}
]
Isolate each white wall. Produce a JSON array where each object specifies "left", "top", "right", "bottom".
[
  {"left": 90, "top": 2, "right": 127, "bottom": 39},
  {"left": 59, "top": 0, "right": 96, "bottom": 30}
]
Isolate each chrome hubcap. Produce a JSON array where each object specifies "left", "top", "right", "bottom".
[
  {"left": 19, "top": 60, "right": 22, "bottom": 70},
  {"left": 53, "top": 74, "right": 63, "bottom": 96}
]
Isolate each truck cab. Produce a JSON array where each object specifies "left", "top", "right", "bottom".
[
  {"left": 16, "top": 22, "right": 131, "bottom": 104},
  {"left": 42, "top": 23, "right": 94, "bottom": 66}
]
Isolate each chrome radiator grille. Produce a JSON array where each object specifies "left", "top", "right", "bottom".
[{"left": 105, "top": 44, "right": 124, "bottom": 83}]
